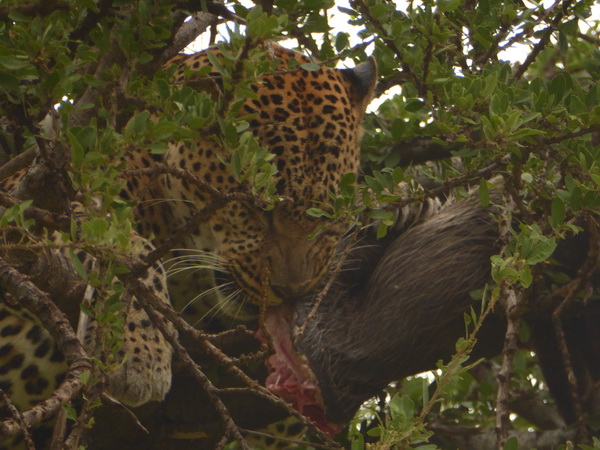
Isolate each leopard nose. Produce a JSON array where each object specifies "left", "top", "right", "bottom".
[{"left": 271, "top": 281, "right": 313, "bottom": 300}]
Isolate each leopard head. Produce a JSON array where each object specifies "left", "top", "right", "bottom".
[{"left": 139, "top": 44, "right": 376, "bottom": 308}]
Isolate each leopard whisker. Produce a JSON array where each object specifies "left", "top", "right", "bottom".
[
  {"left": 166, "top": 254, "right": 228, "bottom": 269},
  {"left": 136, "top": 197, "right": 196, "bottom": 209},
  {"left": 179, "top": 281, "right": 235, "bottom": 311},
  {"left": 168, "top": 248, "right": 228, "bottom": 263},
  {"left": 167, "top": 264, "right": 228, "bottom": 279},
  {"left": 165, "top": 253, "right": 229, "bottom": 277},
  {"left": 193, "top": 286, "right": 243, "bottom": 326},
  {"left": 230, "top": 293, "right": 253, "bottom": 321}
]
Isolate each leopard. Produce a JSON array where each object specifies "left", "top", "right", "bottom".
[{"left": 0, "top": 42, "right": 376, "bottom": 447}]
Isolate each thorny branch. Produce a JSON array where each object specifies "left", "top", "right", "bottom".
[
  {"left": 427, "top": 423, "right": 576, "bottom": 449},
  {"left": 0, "top": 148, "right": 37, "bottom": 183},
  {"left": 470, "top": 362, "right": 565, "bottom": 430},
  {"left": 122, "top": 273, "right": 249, "bottom": 450},
  {"left": 383, "top": 157, "right": 506, "bottom": 211},
  {"left": 494, "top": 186, "right": 524, "bottom": 449},
  {"left": 120, "top": 270, "right": 340, "bottom": 449}
]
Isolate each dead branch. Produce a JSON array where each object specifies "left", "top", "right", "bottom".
[
  {"left": 8, "top": 139, "right": 72, "bottom": 215},
  {"left": 160, "top": 13, "right": 219, "bottom": 65},
  {"left": 382, "top": 157, "right": 505, "bottom": 211},
  {"left": 69, "top": 33, "right": 127, "bottom": 129}
]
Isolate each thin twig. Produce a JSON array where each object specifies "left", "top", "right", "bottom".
[
  {"left": 350, "top": 0, "right": 422, "bottom": 93},
  {"left": 383, "top": 157, "right": 505, "bottom": 211},
  {"left": 514, "top": 0, "right": 572, "bottom": 80}
]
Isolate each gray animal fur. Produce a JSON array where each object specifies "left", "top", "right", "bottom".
[{"left": 295, "top": 190, "right": 502, "bottom": 423}]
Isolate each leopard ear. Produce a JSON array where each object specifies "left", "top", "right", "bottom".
[{"left": 340, "top": 57, "right": 377, "bottom": 112}]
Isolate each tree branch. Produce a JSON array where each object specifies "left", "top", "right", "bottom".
[
  {"left": 0, "top": 258, "right": 92, "bottom": 438},
  {"left": 160, "top": 13, "right": 218, "bottom": 65}
]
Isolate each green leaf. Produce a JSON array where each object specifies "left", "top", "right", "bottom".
[
  {"left": 519, "top": 264, "right": 533, "bottom": 288},
  {"left": 549, "top": 196, "right": 565, "bottom": 229},
  {"left": 510, "top": 128, "right": 545, "bottom": 140},
  {"left": 300, "top": 63, "right": 321, "bottom": 72},
  {"left": 62, "top": 403, "right": 78, "bottom": 421},
  {"left": 0, "top": 72, "right": 19, "bottom": 91},
  {"left": 149, "top": 143, "right": 169, "bottom": 154},
  {"left": 124, "top": 111, "right": 151, "bottom": 138},
  {"left": 206, "top": 52, "right": 225, "bottom": 76},
  {"left": 366, "top": 209, "right": 394, "bottom": 221},
  {"left": 405, "top": 99, "right": 425, "bottom": 112},
  {"left": 503, "top": 436, "right": 519, "bottom": 450},
  {"left": 69, "top": 250, "right": 89, "bottom": 281},
  {"left": 548, "top": 74, "right": 566, "bottom": 103},
  {"left": 68, "top": 131, "right": 85, "bottom": 167},
  {"left": 246, "top": 5, "right": 263, "bottom": 22},
  {"left": 523, "top": 236, "right": 557, "bottom": 265},
  {"left": 376, "top": 221, "right": 388, "bottom": 239},
  {"left": 0, "top": 56, "right": 28, "bottom": 70},
  {"left": 489, "top": 93, "right": 508, "bottom": 116},
  {"left": 306, "top": 207, "right": 333, "bottom": 219},
  {"left": 481, "top": 74, "right": 497, "bottom": 98},
  {"left": 436, "top": 0, "right": 460, "bottom": 12},
  {"left": 335, "top": 32, "right": 349, "bottom": 51},
  {"left": 478, "top": 179, "right": 489, "bottom": 207},
  {"left": 80, "top": 370, "right": 91, "bottom": 385},
  {"left": 230, "top": 149, "right": 242, "bottom": 180}
]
